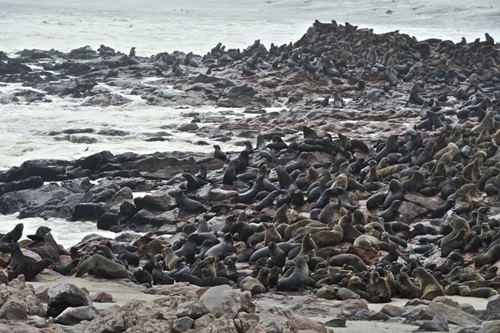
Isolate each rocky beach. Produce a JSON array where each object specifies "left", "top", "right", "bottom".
[{"left": 0, "top": 8, "right": 500, "bottom": 333}]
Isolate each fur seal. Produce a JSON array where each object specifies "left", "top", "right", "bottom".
[
  {"left": 397, "top": 273, "right": 421, "bottom": 299},
  {"left": 240, "top": 275, "right": 266, "bottom": 295},
  {"left": 175, "top": 191, "right": 207, "bottom": 213},
  {"left": 205, "top": 233, "right": 234, "bottom": 260},
  {"left": 277, "top": 255, "right": 309, "bottom": 292},
  {"left": 0, "top": 223, "right": 23, "bottom": 243},
  {"left": 413, "top": 267, "right": 444, "bottom": 300},
  {"left": 134, "top": 267, "right": 153, "bottom": 285},
  {"left": 152, "top": 262, "right": 174, "bottom": 285},
  {"left": 5, "top": 243, "right": 52, "bottom": 281},
  {"left": 76, "top": 254, "right": 133, "bottom": 281}
]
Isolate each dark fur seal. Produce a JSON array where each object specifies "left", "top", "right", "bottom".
[
  {"left": 277, "top": 255, "right": 309, "bottom": 292},
  {"left": 5, "top": 243, "right": 52, "bottom": 281},
  {"left": 0, "top": 223, "right": 24, "bottom": 243}
]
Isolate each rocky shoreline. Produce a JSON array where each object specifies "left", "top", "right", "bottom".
[{"left": 0, "top": 20, "right": 499, "bottom": 332}]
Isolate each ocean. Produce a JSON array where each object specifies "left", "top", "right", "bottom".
[{"left": 0, "top": 0, "right": 499, "bottom": 248}]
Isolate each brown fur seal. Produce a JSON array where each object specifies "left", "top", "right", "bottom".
[
  {"left": 311, "top": 224, "right": 344, "bottom": 248},
  {"left": 367, "top": 271, "right": 391, "bottom": 303},
  {"left": 268, "top": 241, "right": 286, "bottom": 268},
  {"left": 288, "top": 233, "right": 317, "bottom": 260},
  {"left": 163, "top": 247, "right": 181, "bottom": 270},
  {"left": 397, "top": 273, "right": 420, "bottom": 299},
  {"left": 329, "top": 254, "right": 368, "bottom": 272},
  {"left": 264, "top": 223, "right": 282, "bottom": 244},
  {"left": 414, "top": 267, "right": 444, "bottom": 300},
  {"left": 277, "top": 255, "right": 309, "bottom": 292},
  {"left": 76, "top": 254, "right": 133, "bottom": 280}
]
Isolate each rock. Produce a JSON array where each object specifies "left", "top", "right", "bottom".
[
  {"left": 171, "top": 316, "right": 194, "bottom": 333},
  {"left": 178, "top": 123, "right": 199, "bottom": 132},
  {"left": 200, "top": 285, "right": 239, "bottom": 318},
  {"left": 415, "top": 312, "right": 449, "bottom": 332},
  {"left": 91, "top": 291, "right": 114, "bottom": 303},
  {"left": 54, "top": 305, "right": 100, "bottom": 325},
  {"left": 194, "top": 313, "right": 216, "bottom": 329},
  {"left": 325, "top": 318, "right": 346, "bottom": 327},
  {"left": 294, "top": 315, "right": 327, "bottom": 332},
  {"left": 47, "top": 283, "right": 92, "bottom": 317},
  {"left": 425, "top": 302, "right": 482, "bottom": 327},
  {"left": 196, "top": 317, "right": 238, "bottom": 333},
  {"left": 487, "top": 295, "right": 500, "bottom": 312},
  {"left": 478, "top": 321, "right": 500, "bottom": 333},
  {"left": 381, "top": 304, "right": 405, "bottom": 317},
  {"left": 0, "top": 299, "right": 27, "bottom": 320},
  {"left": 96, "top": 212, "right": 119, "bottom": 230},
  {"left": 35, "top": 286, "right": 49, "bottom": 303},
  {"left": 176, "top": 300, "right": 209, "bottom": 319},
  {"left": 433, "top": 297, "right": 460, "bottom": 308},
  {"left": 369, "top": 312, "right": 390, "bottom": 321}
]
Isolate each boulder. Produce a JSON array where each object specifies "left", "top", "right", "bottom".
[
  {"left": 0, "top": 299, "right": 27, "bottom": 320},
  {"left": 47, "top": 283, "right": 92, "bottom": 317},
  {"left": 200, "top": 285, "right": 239, "bottom": 318},
  {"left": 171, "top": 316, "right": 194, "bottom": 333},
  {"left": 176, "top": 300, "right": 209, "bottom": 319}
]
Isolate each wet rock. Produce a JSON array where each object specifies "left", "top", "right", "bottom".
[
  {"left": 96, "top": 212, "right": 119, "bottom": 230},
  {"left": 54, "top": 305, "right": 100, "bottom": 325},
  {"left": 171, "top": 316, "right": 194, "bottom": 333},
  {"left": 178, "top": 122, "right": 199, "bottom": 132},
  {"left": 47, "top": 283, "right": 92, "bottom": 318},
  {"left": 0, "top": 176, "right": 44, "bottom": 195},
  {"left": 200, "top": 285, "right": 239, "bottom": 319},
  {"left": 81, "top": 93, "right": 132, "bottom": 107}
]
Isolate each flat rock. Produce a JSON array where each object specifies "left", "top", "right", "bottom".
[{"left": 425, "top": 301, "right": 482, "bottom": 327}]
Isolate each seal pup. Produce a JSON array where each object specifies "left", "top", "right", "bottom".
[{"left": 277, "top": 255, "right": 309, "bottom": 292}]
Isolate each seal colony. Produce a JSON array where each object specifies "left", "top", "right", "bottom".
[{"left": 0, "top": 19, "right": 500, "bottom": 328}]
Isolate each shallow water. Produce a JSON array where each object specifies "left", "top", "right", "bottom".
[{"left": 0, "top": 0, "right": 499, "bottom": 246}]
